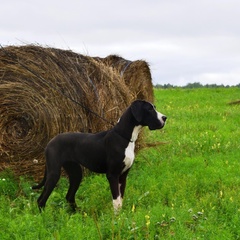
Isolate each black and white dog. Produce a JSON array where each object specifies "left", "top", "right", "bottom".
[{"left": 32, "top": 100, "right": 167, "bottom": 212}]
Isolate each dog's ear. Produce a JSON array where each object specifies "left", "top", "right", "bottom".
[{"left": 131, "top": 100, "right": 144, "bottom": 122}]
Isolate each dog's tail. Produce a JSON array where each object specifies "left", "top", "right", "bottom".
[{"left": 32, "top": 167, "right": 47, "bottom": 189}]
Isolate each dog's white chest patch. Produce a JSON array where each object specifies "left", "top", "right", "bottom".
[
  {"left": 122, "top": 126, "right": 142, "bottom": 173},
  {"left": 122, "top": 142, "right": 135, "bottom": 173}
]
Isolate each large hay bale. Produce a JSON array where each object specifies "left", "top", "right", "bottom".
[
  {"left": 0, "top": 45, "right": 153, "bottom": 179},
  {"left": 95, "top": 55, "right": 154, "bottom": 102}
]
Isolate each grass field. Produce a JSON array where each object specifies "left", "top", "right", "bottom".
[{"left": 0, "top": 87, "right": 240, "bottom": 239}]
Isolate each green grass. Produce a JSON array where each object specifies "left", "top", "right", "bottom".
[{"left": 0, "top": 87, "right": 240, "bottom": 239}]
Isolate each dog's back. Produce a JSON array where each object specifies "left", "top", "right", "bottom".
[{"left": 46, "top": 131, "right": 109, "bottom": 173}]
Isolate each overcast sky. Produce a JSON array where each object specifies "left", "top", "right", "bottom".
[{"left": 1, "top": 0, "right": 240, "bottom": 86}]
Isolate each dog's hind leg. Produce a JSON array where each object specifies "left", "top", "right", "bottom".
[
  {"left": 32, "top": 166, "right": 47, "bottom": 190},
  {"left": 37, "top": 170, "right": 61, "bottom": 209},
  {"left": 63, "top": 162, "right": 83, "bottom": 211}
]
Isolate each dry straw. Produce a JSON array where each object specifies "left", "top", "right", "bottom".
[
  {"left": 228, "top": 100, "right": 240, "bottom": 105},
  {"left": 0, "top": 45, "right": 153, "bottom": 179}
]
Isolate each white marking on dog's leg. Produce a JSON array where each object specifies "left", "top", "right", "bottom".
[
  {"left": 113, "top": 196, "right": 122, "bottom": 212},
  {"left": 118, "top": 183, "right": 122, "bottom": 197}
]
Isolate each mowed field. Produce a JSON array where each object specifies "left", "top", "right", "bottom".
[{"left": 0, "top": 87, "right": 239, "bottom": 239}]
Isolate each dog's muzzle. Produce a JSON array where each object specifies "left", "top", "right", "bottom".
[
  {"left": 162, "top": 115, "right": 167, "bottom": 123},
  {"left": 148, "top": 113, "right": 167, "bottom": 130},
  {"left": 158, "top": 112, "right": 167, "bottom": 127}
]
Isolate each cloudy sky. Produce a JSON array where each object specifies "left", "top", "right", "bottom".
[{"left": 1, "top": 0, "right": 240, "bottom": 86}]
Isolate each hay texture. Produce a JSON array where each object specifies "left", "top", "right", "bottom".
[
  {"left": 95, "top": 55, "right": 154, "bottom": 102},
  {"left": 0, "top": 45, "right": 153, "bottom": 179}
]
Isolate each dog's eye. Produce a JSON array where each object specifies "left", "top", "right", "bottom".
[
  {"left": 146, "top": 103, "right": 156, "bottom": 111},
  {"left": 149, "top": 106, "right": 155, "bottom": 112}
]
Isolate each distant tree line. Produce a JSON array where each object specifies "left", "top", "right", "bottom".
[{"left": 155, "top": 82, "right": 240, "bottom": 89}]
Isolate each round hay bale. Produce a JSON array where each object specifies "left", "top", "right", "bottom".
[
  {"left": 0, "top": 45, "right": 153, "bottom": 179},
  {"left": 95, "top": 55, "right": 154, "bottom": 102}
]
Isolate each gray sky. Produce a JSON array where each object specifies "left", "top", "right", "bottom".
[{"left": 1, "top": 0, "right": 240, "bottom": 86}]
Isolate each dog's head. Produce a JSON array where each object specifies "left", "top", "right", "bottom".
[{"left": 131, "top": 100, "right": 167, "bottom": 130}]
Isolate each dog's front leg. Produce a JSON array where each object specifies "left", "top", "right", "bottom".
[
  {"left": 106, "top": 173, "right": 122, "bottom": 212},
  {"left": 119, "top": 169, "right": 130, "bottom": 200}
]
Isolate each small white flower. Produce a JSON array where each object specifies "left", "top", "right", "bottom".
[
  {"left": 33, "top": 159, "right": 38, "bottom": 164},
  {"left": 192, "top": 214, "right": 198, "bottom": 220}
]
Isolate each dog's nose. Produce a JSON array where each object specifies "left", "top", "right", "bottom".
[{"left": 162, "top": 116, "right": 167, "bottom": 122}]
